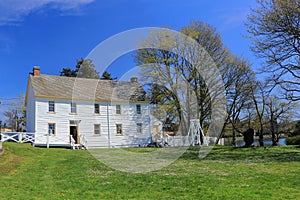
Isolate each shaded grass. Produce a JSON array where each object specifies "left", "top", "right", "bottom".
[{"left": 0, "top": 142, "right": 299, "bottom": 199}]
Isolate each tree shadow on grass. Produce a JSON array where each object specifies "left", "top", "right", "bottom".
[{"left": 179, "top": 146, "right": 300, "bottom": 162}]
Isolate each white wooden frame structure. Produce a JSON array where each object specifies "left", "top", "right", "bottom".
[{"left": 187, "top": 119, "right": 208, "bottom": 146}]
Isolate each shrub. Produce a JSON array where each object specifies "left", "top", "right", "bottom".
[{"left": 286, "top": 135, "right": 300, "bottom": 145}]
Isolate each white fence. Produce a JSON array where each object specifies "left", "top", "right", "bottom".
[
  {"left": 0, "top": 132, "right": 35, "bottom": 143},
  {"left": 165, "top": 135, "right": 224, "bottom": 147},
  {"left": 0, "top": 132, "right": 86, "bottom": 149}
]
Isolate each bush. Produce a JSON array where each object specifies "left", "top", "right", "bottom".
[{"left": 286, "top": 135, "right": 300, "bottom": 145}]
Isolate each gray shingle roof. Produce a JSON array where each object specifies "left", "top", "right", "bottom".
[{"left": 30, "top": 74, "right": 147, "bottom": 102}]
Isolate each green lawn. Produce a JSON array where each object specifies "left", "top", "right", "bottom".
[{"left": 0, "top": 143, "right": 299, "bottom": 199}]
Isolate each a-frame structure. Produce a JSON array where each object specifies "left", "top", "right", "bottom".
[{"left": 187, "top": 119, "right": 208, "bottom": 146}]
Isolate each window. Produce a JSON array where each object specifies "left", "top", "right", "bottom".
[
  {"left": 116, "top": 105, "right": 121, "bottom": 114},
  {"left": 136, "top": 104, "right": 141, "bottom": 114},
  {"left": 116, "top": 124, "right": 123, "bottom": 135},
  {"left": 94, "top": 103, "right": 100, "bottom": 114},
  {"left": 70, "top": 120, "right": 78, "bottom": 126},
  {"left": 48, "top": 123, "right": 56, "bottom": 135},
  {"left": 48, "top": 101, "right": 55, "bottom": 112},
  {"left": 71, "top": 102, "right": 77, "bottom": 113},
  {"left": 137, "top": 123, "right": 142, "bottom": 134},
  {"left": 94, "top": 124, "right": 101, "bottom": 135}
]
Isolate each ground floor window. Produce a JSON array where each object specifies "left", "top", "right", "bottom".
[
  {"left": 137, "top": 123, "right": 142, "bottom": 134},
  {"left": 116, "top": 124, "right": 123, "bottom": 135},
  {"left": 48, "top": 123, "right": 56, "bottom": 135},
  {"left": 94, "top": 124, "right": 101, "bottom": 135}
]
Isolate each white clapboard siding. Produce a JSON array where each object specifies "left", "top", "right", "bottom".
[
  {"left": 31, "top": 95, "right": 152, "bottom": 147},
  {"left": 26, "top": 84, "right": 36, "bottom": 133}
]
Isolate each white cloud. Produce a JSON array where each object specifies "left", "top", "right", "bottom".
[
  {"left": 213, "top": 7, "right": 250, "bottom": 32},
  {"left": 0, "top": 0, "right": 94, "bottom": 26}
]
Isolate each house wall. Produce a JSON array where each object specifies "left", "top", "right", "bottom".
[
  {"left": 33, "top": 98, "right": 152, "bottom": 147},
  {"left": 26, "top": 84, "right": 36, "bottom": 133}
]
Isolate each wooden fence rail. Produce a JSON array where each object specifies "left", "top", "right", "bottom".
[
  {"left": 0, "top": 132, "right": 35, "bottom": 143},
  {"left": 0, "top": 132, "right": 86, "bottom": 149}
]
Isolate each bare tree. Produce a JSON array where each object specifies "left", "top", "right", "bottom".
[
  {"left": 221, "top": 55, "right": 256, "bottom": 146},
  {"left": 247, "top": 0, "right": 300, "bottom": 101},
  {"left": 135, "top": 21, "right": 228, "bottom": 135},
  {"left": 265, "top": 96, "right": 297, "bottom": 145},
  {"left": 136, "top": 21, "right": 256, "bottom": 145},
  {"left": 3, "top": 95, "right": 25, "bottom": 131},
  {"left": 249, "top": 81, "right": 267, "bottom": 146}
]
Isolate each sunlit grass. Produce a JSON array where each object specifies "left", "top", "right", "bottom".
[{"left": 0, "top": 143, "right": 299, "bottom": 199}]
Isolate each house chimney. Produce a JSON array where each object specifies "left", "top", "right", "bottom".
[
  {"left": 33, "top": 66, "right": 40, "bottom": 76},
  {"left": 130, "top": 77, "right": 138, "bottom": 83}
]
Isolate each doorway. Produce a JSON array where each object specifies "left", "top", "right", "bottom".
[
  {"left": 70, "top": 121, "right": 79, "bottom": 144},
  {"left": 153, "top": 125, "right": 159, "bottom": 134},
  {"left": 152, "top": 125, "right": 159, "bottom": 142}
]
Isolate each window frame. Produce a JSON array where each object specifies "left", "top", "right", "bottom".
[
  {"left": 116, "top": 124, "right": 123, "bottom": 135},
  {"left": 116, "top": 104, "right": 121, "bottom": 115},
  {"left": 94, "top": 103, "right": 100, "bottom": 114},
  {"left": 48, "top": 101, "right": 55, "bottom": 113},
  {"left": 94, "top": 124, "right": 101, "bottom": 135},
  {"left": 136, "top": 104, "right": 141, "bottom": 115},
  {"left": 70, "top": 102, "right": 77, "bottom": 114},
  {"left": 137, "top": 123, "right": 142, "bottom": 134},
  {"left": 48, "top": 123, "right": 56, "bottom": 136}
]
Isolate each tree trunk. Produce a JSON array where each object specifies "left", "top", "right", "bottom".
[
  {"left": 232, "top": 128, "right": 236, "bottom": 147},
  {"left": 258, "top": 130, "right": 264, "bottom": 147}
]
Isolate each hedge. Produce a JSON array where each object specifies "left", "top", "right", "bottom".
[{"left": 286, "top": 135, "right": 300, "bottom": 145}]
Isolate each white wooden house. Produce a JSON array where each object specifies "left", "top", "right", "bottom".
[{"left": 25, "top": 67, "right": 158, "bottom": 148}]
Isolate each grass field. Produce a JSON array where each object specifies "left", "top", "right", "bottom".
[{"left": 0, "top": 142, "right": 299, "bottom": 199}]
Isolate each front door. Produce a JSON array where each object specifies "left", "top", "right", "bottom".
[
  {"left": 152, "top": 125, "right": 159, "bottom": 142},
  {"left": 153, "top": 125, "right": 159, "bottom": 134},
  {"left": 70, "top": 125, "right": 79, "bottom": 144}
]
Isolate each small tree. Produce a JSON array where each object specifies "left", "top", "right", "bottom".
[
  {"left": 60, "top": 58, "right": 100, "bottom": 79},
  {"left": 4, "top": 94, "right": 26, "bottom": 131},
  {"left": 100, "top": 71, "right": 116, "bottom": 80},
  {"left": 265, "top": 96, "right": 297, "bottom": 145},
  {"left": 76, "top": 58, "right": 100, "bottom": 79},
  {"left": 60, "top": 68, "right": 77, "bottom": 77}
]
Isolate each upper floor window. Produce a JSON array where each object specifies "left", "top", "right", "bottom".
[
  {"left": 136, "top": 104, "right": 141, "bottom": 114},
  {"left": 48, "top": 123, "right": 56, "bottom": 135},
  {"left": 116, "top": 104, "right": 121, "bottom": 114},
  {"left": 94, "top": 103, "right": 100, "bottom": 114},
  {"left": 71, "top": 102, "right": 77, "bottom": 113},
  {"left": 48, "top": 101, "right": 55, "bottom": 112}
]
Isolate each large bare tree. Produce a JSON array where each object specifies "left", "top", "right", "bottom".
[
  {"left": 247, "top": 0, "right": 300, "bottom": 101},
  {"left": 135, "top": 21, "right": 228, "bottom": 136},
  {"left": 136, "top": 21, "right": 255, "bottom": 144}
]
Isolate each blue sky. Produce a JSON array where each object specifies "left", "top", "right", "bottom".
[{"left": 0, "top": 0, "right": 257, "bottom": 121}]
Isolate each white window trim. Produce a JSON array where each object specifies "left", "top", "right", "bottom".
[
  {"left": 116, "top": 124, "right": 123, "bottom": 136},
  {"left": 70, "top": 102, "right": 77, "bottom": 114},
  {"left": 48, "top": 101, "right": 55, "bottom": 113},
  {"left": 94, "top": 103, "right": 100, "bottom": 114},
  {"left": 116, "top": 104, "right": 121, "bottom": 115}
]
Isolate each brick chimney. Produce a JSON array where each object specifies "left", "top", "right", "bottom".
[
  {"left": 33, "top": 66, "right": 40, "bottom": 76},
  {"left": 130, "top": 77, "right": 138, "bottom": 83}
]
